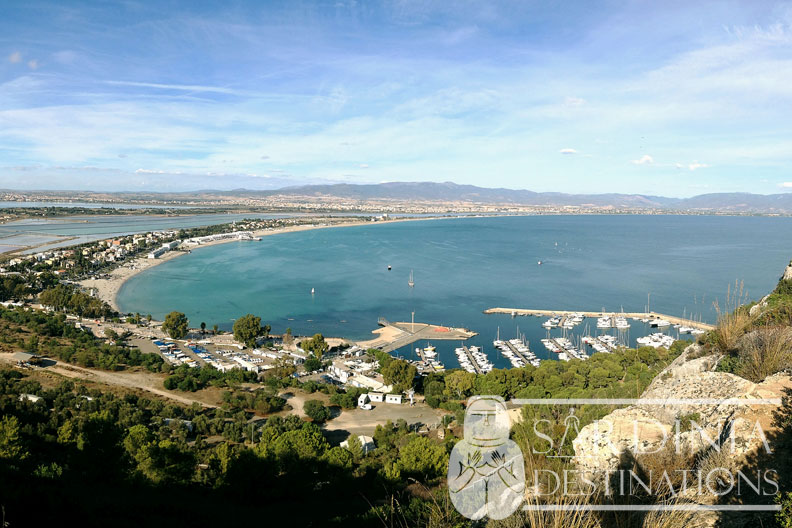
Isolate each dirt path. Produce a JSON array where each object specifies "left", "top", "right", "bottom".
[
  {"left": 325, "top": 402, "right": 444, "bottom": 436},
  {"left": 0, "top": 353, "right": 217, "bottom": 408}
]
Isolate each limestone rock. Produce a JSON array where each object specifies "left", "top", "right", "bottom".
[{"left": 573, "top": 344, "right": 779, "bottom": 476}]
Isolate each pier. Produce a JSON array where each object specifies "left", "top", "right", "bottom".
[
  {"left": 593, "top": 336, "right": 618, "bottom": 351},
  {"left": 358, "top": 319, "right": 478, "bottom": 353},
  {"left": 502, "top": 339, "right": 533, "bottom": 363},
  {"left": 484, "top": 308, "right": 714, "bottom": 331},
  {"left": 460, "top": 345, "right": 482, "bottom": 374}
]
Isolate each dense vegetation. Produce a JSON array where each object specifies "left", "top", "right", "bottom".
[
  {"left": 0, "top": 306, "right": 163, "bottom": 371},
  {"left": 0, "top": 368, "right": 462, "bottom": 527},
  {"left": 163, "top": 364, "right": 257, "bottom": 392},
  {"left": 39, "top": 283, "right": 115, "bottom": 319}
]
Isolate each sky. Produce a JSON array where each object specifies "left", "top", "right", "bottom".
[{"left": 1, "top": 0, "right": 791, "bottom": 195}]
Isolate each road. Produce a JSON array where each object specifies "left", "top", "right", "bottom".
[{"left": 0, "top": 353, "right": 218, "bottom": 408}]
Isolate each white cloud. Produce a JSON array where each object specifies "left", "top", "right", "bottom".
[
  {"left": 676, "top": 161, "right": 710, "bottom": 170},
  {"left": 359, "top": 163, "right": 369, "bottom": 168},
  {"left": 559, "top": 148, "right": 578, "bottom": 155},
  {"left": 104, "top": 80, "right": 247, "bottom": 95},
  {"left": 27, "top": 59, "right": 38, "bottom": 70},
  {"left": 8, "top": 51, "right": 21, "bottom": 63},
  {"left": 564, "top": 96, "right": 586, "bottom": 107},
  {"left": 780, "top": 182, "right": 792, "bottom": 188},
  {"left": 632, "top": 154, "right": 654, "bottom": 165}
]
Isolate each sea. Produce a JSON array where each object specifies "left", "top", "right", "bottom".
[{"left": 116, "top": 215, "right": 792, "bottom": 369}]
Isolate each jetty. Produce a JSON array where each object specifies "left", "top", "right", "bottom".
[
  {"left": 460, "top": 345, "right": 482, "bottom": 374},
  {"left": 484, "top": 308, "right": 715, "bottom": 331},
  {"left": 497, "top": 339, "right": 529, "bottom": 364},
  {"left": 358, "top": 318, "right": 478, "bottom": 353}
]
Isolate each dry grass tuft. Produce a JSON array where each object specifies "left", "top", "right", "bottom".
[
  {"left": 711, "top": 280, "right": 754, "bottom": 353},
  {"left": 635, "top": 441, "right": 696, "bottom": 497},
  {"left": 695, "top": 447, "right": 738, "bottom": 496},
  {"left": 737, "top": 327, "right": 792, "bottom": 382}
]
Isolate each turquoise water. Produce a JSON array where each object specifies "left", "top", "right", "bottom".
[{"left": 117, "top": 215, "right": 792, "bottom": 369}]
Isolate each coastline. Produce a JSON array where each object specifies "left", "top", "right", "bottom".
[{"left": 79, "top": 216, "right": 449, "bottom": 313}]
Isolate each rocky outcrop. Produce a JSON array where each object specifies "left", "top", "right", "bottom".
[
  {"left": 783, "top": 260, "right": 792, "bottom": 281},
  {"left": 572, "top": 344, "right": 782, "bottom": 477}
]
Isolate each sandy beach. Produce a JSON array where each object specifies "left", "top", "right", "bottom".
[{"left": 78, "top": 216, "right": 443, "bottom": 313}]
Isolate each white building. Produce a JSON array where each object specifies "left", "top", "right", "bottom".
[
  {"left": 329, "top": 364, "right": 354, "bottom": 383},
  {"left": 147, "top": 247, "right": 168, "bottom": 259},
  {"left": 19, "top": 393, "right": 43, "bottom": 404}
]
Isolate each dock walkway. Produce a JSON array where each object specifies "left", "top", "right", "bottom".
[
  {"left": 484, "top": 308, "right": 714, "bottom": 331},
  {"left": 460, "top": 345, "right": 482, "bottom": 374},
  {"left": 502, "top": 340, "right": 532, "bottom": 363}
]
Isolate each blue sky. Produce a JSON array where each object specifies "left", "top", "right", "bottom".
[{"left": 1, "top": 0, "right": 791, "bottom": 195}]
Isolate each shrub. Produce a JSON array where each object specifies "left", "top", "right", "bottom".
[
  {"left": 303, "top": 399, "right": 330, "bottom": 422},
  {"left": 777, "top": 491, "right": 792, "bottom": 528}
]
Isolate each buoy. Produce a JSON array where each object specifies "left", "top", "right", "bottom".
[
  {"left": 388, "top": 265, "right": 392, "bottom": 270},
  {"left": 538, "top": 261, "right": 542, "bottom": 265},
  {"left": 311, "top": 288, "right": 315, "bottom": 295}
]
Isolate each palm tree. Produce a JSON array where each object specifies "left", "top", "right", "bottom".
[{"left": 200, "top": 322, "right": 206, "bottom": 335}]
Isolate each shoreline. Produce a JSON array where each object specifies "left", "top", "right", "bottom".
[{"left": 79, "top": 216, "right": 451, "bottom": 313}]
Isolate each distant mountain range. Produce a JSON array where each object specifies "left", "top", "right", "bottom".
[
  {"left": 9, "top": 182, "right": 792, "bottom": 213},
  {"left": 217, "top": 182, "right": 792, "bottom": 212}
]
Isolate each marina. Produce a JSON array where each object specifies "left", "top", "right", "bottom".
[
  {"left": 413, "top": 344, "right": 446, "bottom": 373},
  {"left": 494, "top": 334, "right": 541, "bottom": 368},
  {"left": 484, "top": 307, "right": 715, "bottom": 331},
  {"left": 454, "top": 344, "right": 493, "bottom": 374}
]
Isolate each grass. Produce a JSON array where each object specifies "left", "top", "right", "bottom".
[
  {"left": 695, "top": 447, "right": 738, "bottom": 495},
  {"left": 736, "top": 327, "right": 792, "bottom": 382},
  {"left": 710, "top": 280, "right": 755, "bottom": 354}
]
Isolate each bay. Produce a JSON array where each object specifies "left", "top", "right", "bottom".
[{"left": 117, "top": 215, "right": 792, "bottom": 369}]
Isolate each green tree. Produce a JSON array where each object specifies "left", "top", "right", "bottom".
[
  {"left": 233, "top": 314, "right": 263, "bottom": 348},
  {"left": 397, "top": 435, "right": 447, "bottom": 480},
  {"left": 304, "top": 399, "right": 331, "bottom": 422},
  {"left": 163, "top": 311, "right": 189, "bottom": 339},
  {"left": 345, "top": 434, "right": 364, "bottom": 459},
  {"left": 382, "top": 359, "right": 417, "bottom": 392},
  {"left": 445, "top": 370, "right": 475, "bottom": 398},
  {"left": 301, "top": 333, "right": 329, "bottom": 359},
  {"left": 303, "top": 356, "right": 322, "bottom": 372},
  {"left": 124, "top": 424, "right": 153, "bottom": 464},
  {"left": 324, "top": 446, "right": 353, "bottom": 469},
  {"left": 0, "top": 415, "right": 28, "bottom": 460},
  {"left": 200, "top": 321, "right": 206, "bottom": 335},
  {"left": 271, "top": 424, "right": 329, "bottom": 459}
]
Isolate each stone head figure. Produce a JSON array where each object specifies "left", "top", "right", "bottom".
[{"left": 464, "top": 395, "right": 510, "bottom": 448}]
